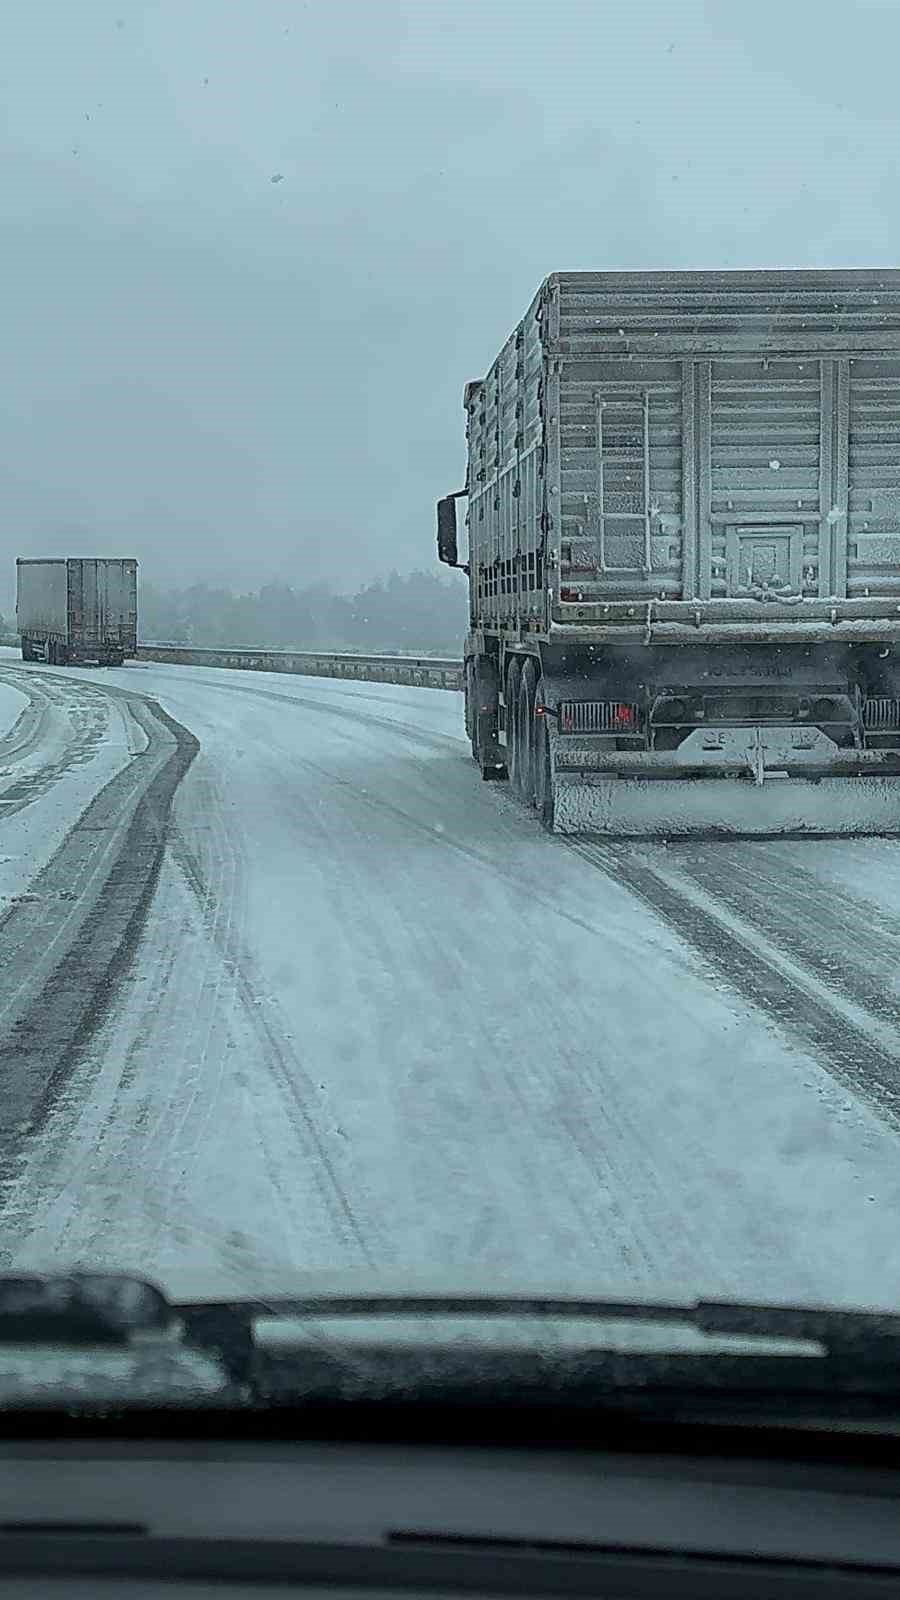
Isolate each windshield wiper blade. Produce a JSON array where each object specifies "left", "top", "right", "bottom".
[
  {"left": 173, "top": 1290, "right": 900, "bottom": 1366},
  {"left": 168, "top": 1290, "right": 900, "bottom": 1415},
  {"left": 0, "top": 1276, "right": 899, "bottom": 1421},
  {"left": 4, "top": 1277, "right": 900, "bottom": 1403},
  {"left": 0, "top": 1272, "right": 890, "bottom": 1358}
]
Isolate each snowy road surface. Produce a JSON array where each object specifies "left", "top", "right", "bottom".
[
  {"left": 2, "top": 651, "right": 900, "bottom": 1308},
  {"left": 0, "top": 662, "right": 138, "bottom": 906}
]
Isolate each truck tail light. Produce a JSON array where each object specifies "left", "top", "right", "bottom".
[{"left": 558, "top": 701, "right": 640, "bottom": 734}]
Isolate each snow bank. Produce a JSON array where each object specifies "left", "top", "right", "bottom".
[{"left": 0, "top": 681, "right": 28, "bottom": 744}]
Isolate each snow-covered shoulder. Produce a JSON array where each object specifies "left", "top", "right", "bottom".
[{"left": 0, "top": 680, "right": 28, "bottom": 744}]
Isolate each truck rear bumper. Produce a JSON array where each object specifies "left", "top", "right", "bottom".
[
  {"left": 554, "top": 723, "right": 900, "bottom": 780},
  {"left": 552, "top": 773, "right": 900, "bottom": 837},
  {"left": 548, "top": 722, "right": 900, "bottom": 835},
  {"left": 69, "top": 643, "right": 132, "bottom": 662},
  {"left": 554, "top": 748, "right": 900, "bottom": 780}
]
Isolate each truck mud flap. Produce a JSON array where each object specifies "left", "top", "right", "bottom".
[{"left": 551, "top": 773, "right": 900, "bottom": 838}]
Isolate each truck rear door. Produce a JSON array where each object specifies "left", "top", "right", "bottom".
[
  {"left": 68, "top": 559, "right": 137, "bottom": 645},
  {"left": 553, "top": 272, "right": 900, "bottom": 626},
  {"left": 705, "top": 356, "right": 822, "bottom": 602},
  {"left": 558, "top": 355, "right": 900, "bottom": 609}
]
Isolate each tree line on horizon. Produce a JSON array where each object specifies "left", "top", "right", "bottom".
[{"left": 139, "top": 569, "right": 468, "bottom": 655}]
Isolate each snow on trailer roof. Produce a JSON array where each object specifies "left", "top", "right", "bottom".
[
  {"left": 545, "top": 268, "right": 900, "bottom": 290},
  {"left": 464, "top": 268, "right": 900, "bottom": 394}
]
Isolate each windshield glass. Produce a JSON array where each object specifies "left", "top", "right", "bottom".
[{"left": 2, "top": 0, "right": 900, "bottom": 1352}]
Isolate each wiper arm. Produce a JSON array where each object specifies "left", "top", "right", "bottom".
[{"left": 0, "top": 1273, "right": 231, "bottom": 1405}]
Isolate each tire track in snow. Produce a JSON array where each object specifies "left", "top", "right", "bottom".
[
  {"left": 165, "top": 775, "right": 377, "bottom": 1268},
  {"left": 2, "top": 779, "right": 374, "bottom": 1286},
  {"left": 670, "top": 842, "right": 900, "bottom": 1012},
  {"left": 0, "top": 690, "right": 198, "bottom": 1255},
  {"left": 567, "top": 840, "right": 900, "bottom": 1132},
  {"left": 166, "top": 672, "right": 629, "bottom": 944},
  {"left": 280, "top": 752, "right": 572, "bottom": 1273},
  {"left": 163, "top": 670, "right": 463, "bottom": 755},
  {"left": 265, "top": 714, "right": 765, "bottom": 1289},
  {"left": 49, "top": 777, "right": 254, "bottom": 1276},
  {"left": 158, "top": 670, "right": 900, "bottom": 1141},
  {"left": 0, "top": 671, "right": 114, "bottom": 819}
]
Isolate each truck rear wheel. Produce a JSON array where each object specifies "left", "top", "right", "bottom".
[
  {"left": 472, "top": 657, "right": 506, "bottom": 779},
  {"left": 505, "top": 660, "right": 522, "bottom": 790},
  {"left": 517, "top": 660, "right": 538, "bottom": 807},
  {"left": 534, "top": 680, "right": 555, "bottom": 831},
  {"left": 464, "top": 660, "right": 476, "bottom": 755},
  {"left": 20, "top": 638, "right": 35, "bottom": 662}
]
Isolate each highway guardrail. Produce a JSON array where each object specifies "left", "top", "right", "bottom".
[{"left": 135, "top": 645, "right": 463, "bottom": 691}]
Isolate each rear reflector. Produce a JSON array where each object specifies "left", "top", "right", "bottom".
[
  {"left": 558, "top": 701, "right": 640, "bottom": 734},
  {"left": 864, "top": 697, "right": 900, "bottom": 731}
]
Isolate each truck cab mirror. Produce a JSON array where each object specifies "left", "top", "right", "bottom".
[{"left": 437, "top": 495, "right": 459, "bottom": 566}]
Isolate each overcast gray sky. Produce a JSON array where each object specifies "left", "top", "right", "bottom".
[{"left": 3, "top": 0, "right": 900, "bottom": 606}]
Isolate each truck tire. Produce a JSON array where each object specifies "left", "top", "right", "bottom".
[
  {"left": 534, "top": 691, "right": 555, "bottom": 831},
  {"left": 20, "top": 638, "right": 35, "bottom": 662},
  {"left": 517, "top": 660, "right": 538, "bottom": 807},
  {"left": 505, "top": 660, "right": 522, "bottom": 790},
  {"left": 464, "top": 660, "right": 476, "bottom": 754},
  {"left": 473, "top": 657, "right": 505, "bottom": 779}
]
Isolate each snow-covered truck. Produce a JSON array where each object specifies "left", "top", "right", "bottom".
[
  {"left": 17, "top": 558, "right": 138, "bottom": 666},
  {"left": 437, "top": 269, "right": 900, "bottom": 835}
]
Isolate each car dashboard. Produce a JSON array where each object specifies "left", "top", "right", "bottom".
[{"left": 0, "top": 1426, "right": 897, "bottom": 1598}]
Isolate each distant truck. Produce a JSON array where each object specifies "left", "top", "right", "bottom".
[
  {"left": 17, "top": 558, "right": 138, "bottom": 667},
  {"left": 437, "top": 269, "right": 900, "bottom": 836}
]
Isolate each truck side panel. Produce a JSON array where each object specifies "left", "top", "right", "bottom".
[
  {"left": 466, "top": 283, "right": 548, "bottom": 634},
  {"left": 16, "top": 560, "right": 68, "bottom": 639}
]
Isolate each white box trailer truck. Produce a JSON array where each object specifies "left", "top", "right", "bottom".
[
  {"left": 437, "top": 269, "right": 900, "bottom": 836},
  {"left": 17, "top": 558, "right": 138, "bottom": 666}
]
